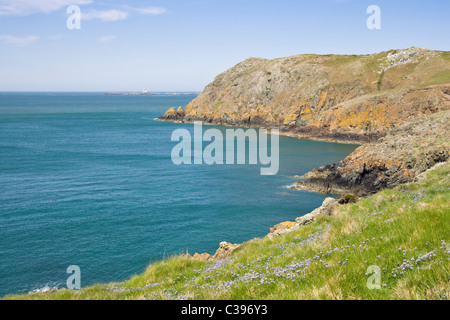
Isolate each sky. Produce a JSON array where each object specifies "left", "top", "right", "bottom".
[{"left": 0, "top": 0, "right": 449, "bottom": 92}]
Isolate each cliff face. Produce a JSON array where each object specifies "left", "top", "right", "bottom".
[
  {"left": 160, "top": 47, "right": 450, "bottom": 144},
  {"left": 160, "top": 47, "right": 450, "bottom": 195},
  {"left": 292, "top": 110, "right": 450, "bottom": 195}
]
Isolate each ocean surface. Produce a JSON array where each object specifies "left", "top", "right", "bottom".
[{"left": 0, "top": 92, "right": 358, "bottom": 296}]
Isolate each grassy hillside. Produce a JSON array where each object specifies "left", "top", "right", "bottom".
[{"left": 5, "top": 162, "right": 449, "bottom": 300}]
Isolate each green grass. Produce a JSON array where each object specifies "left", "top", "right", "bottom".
[
  {"left": 213, "top": 99, "right": 221, "bottom": 110},
  {"left": 427, "top": 69, "right": 450, "bottom": 85},
  {"left": 377, "top": 72, "right": 385, "bottom": 91},
  {"left": 441, "top": 51, "right": 450, "bottom": 61},
  {"left": 363, "top": 51, "right": 391, "bottom": 72},
  {"left": 323, "top": 54, "right": 361, "bottom": 66},
  {"left": 4, "top": 163, "right": 450, "bottom": 300}
]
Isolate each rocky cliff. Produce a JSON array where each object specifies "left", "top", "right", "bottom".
[
  {"left": 292, "top": 110, "right": 449, "bottom": 195},
  {"left": 159, "top": 47, "right": 450, "bottom": 194},
  {"left": 160, "top": 47, "right": 450, "bottom": 144}
]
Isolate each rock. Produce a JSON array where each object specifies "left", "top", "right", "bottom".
[
  {"left": 192, "top": 252, "right": 213, "bottom": 261},
  {"left": 37, "top": 289, "right": 58, "bottom": 294},
  {"left": 321, "top": 197, "right": 335, "bottom": 209},
  {"left": 414, "top": 161, "right": 449, "bottom": 182},
  {"left": 266, "top": 198, "right": 338, "bottom": 240},
  {"left": 189, "top": 241, "right": 240, "bottom": 261},
  {"left": 295, "top": 197, "right": 337, "bottom": 225},
  {"left": 212, "top": 242, "right": 240, "bottom": 260},
  {"left": 338, "top": 194, "right": 357, "bottom": 204},
  {"left": 176, "top": 106, "right": 185, "bottom": 117},
  {"left": 294, "top": 110, "right": 450, "bottom": 195},
  {"left": 163, "top": 107, "right": 177, "bottom": 117},
  {"left": 266, "top": 221, "right": 298, "bottom": 239},
  {"left": 269, "top": 221, "right": 297, "bottom": 233},
  {"left": 158, "top": 107, "right": 184, "bottom": 121},
  {"left": 295, "top": 213, "right": 315, "bottom": 226}
]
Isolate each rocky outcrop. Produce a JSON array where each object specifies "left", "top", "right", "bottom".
[
  {"left": 269, "top": 221, "right": 297, "bottom": 234},
  {"left": 295, "top": 197, "right": 337, "bottom": 225},
  {"left": 266, "top": 221, "right": 298, "bottom": 239},
  {"left": 187, "top": 241, "right": 240, "bottom": 261},
  {"left": 159, "top": 106, "right": 185, "bottom": 121},
  {"left": 212, "top": 242, "right": 240, "bottom": 260},
  {"left": 266, "top": 197, "right": 338, "bottom": 239},
  {"left": 160, "top": 47, "right": 450, "bottom": 144},
  {"left": 292, "top": 110, "right": 450, "bottom": 195},
  {"left": 337, "top": 194, "right": 357, "bottom": 205}
]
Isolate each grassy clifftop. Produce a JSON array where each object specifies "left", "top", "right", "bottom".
[{"left": 5, "top": 161, "right": 449, "bottom": 300}]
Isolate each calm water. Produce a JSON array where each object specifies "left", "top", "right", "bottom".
[{"left": 0, "top": 92, "right": 358, "bottom": 296}]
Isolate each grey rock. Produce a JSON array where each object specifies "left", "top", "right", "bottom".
[{"left": 295, "top": 197, "right": 337, "bottom": 225}]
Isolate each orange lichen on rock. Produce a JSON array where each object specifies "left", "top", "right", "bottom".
[{"left": 269, "top": 221, "right": 297, "bottom": 233}]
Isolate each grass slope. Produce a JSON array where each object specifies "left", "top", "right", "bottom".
[{"left": 4, "top": 163, "right": 450, "bottom": 300}]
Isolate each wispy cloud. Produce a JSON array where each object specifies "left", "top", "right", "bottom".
[
  {"left": 0, "top": 1, "right": 166, "bottom": 21},
  {"left": 82, "top": 9, "right": 128, "bottom": 22},
  {"left": 80, "top": 6, "right": 165, "bottom": 22},
  {"left": 98, "top": 35, "right": 117, "bottom": 42},
  {"left": 0, "top": 34, "right": 39, "bottom": 45},
  {"left": 134, "top": 6, "right": 166, "bottom": 16},
  {"left": 0, "top": 0, "right": 91, "bottom": 16},
  {"left": 48, "top": 34, "right": 64, "bottom": 41}
]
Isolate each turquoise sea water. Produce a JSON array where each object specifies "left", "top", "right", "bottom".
[{"left": 0, "top": 93, "right": 358, "bottom": 296}]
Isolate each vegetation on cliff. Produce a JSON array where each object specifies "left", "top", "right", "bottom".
[{"left": 5, "top": 161, "right": 449, "bottom": 300}]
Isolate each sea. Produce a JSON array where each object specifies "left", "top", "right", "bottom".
[{"left": 0, "top": 92, "right": 358, "bottom": 296}]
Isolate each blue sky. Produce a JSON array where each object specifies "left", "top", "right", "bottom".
[{"left": 0, "top": 0, "right": 449, "bottom": 91}]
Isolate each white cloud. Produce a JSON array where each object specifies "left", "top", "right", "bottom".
[
  {"left": 0, "top": 34, "right": 39, "bottom": 44},
  {"left": 98, "top": 35, "right": 116, "bottom": 42},
  {"left": 0, "top": 1, "right": 166, "bottom": 21},
  {"left": 0, "top": 0, "right": 91, "bottom": 16},
  {"left": 134, "top": 6, "right": 166, "bottom": 16},
  {"left": 48, "top": 34, "right": 64, "bottom": 41},
  {"left": 82, "top": 9, "right": 128, "bottom": 22}
]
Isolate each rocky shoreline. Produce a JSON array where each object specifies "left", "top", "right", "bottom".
[
  {"left": 159, "top": 107, "right": 449, "bottom": 263},
  {"left": 158, "top": 106, "right": 381, "bottom": 145},
  {"left": 182, "top": 154, "right": 450, "bottom": 262},
  {"left": 159, "top": 107, "right": 449, "bottom": 196},
  {"left": 185, "top": 196, "right": 340, "bottom": 261},
  {"left": 158, "top": 48, "right": 450, "bottom": 261},
  {"left": 291, "top": 110, "right": 449, "bottom": 196},
  {"left": 159, "top": 48, "right": 450, "bottom": 196}
]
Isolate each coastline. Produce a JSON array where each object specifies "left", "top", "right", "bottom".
[
  {"left": 156, "top": 114, "right": 369, "bottom": 197},
  {"left": 157, "top": 108, "right": 450, "bottom": 257},
  {"left": 156, "top": 116, "right": 361, "bottom": 261},
  {"left": 5, "top": 159, "right": 449, "bottom": 299},
  {"left": 159, "top": 104, "right": 450, "bottom": 197},
  {"left": 157, "top": 117, "right": 371, "bottom": 145}
]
